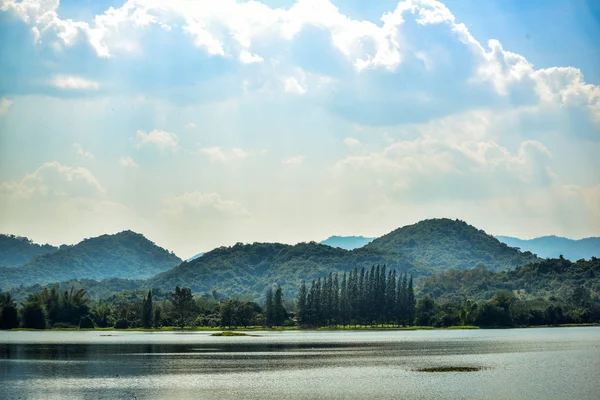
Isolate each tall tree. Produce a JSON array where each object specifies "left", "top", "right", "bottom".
[
  {"left": 407, "top": 276, "right": 416, "bottom": 325},
  {"left": 333, "top": 273, "right": 340, "bottom": 325},
  {"left": 265, "top": 287, "right": 274, "bottom": 327},
  {"left": 274, "top": 286, "right": 286, "bottom": 326},
  {"left": 171, "top": 286, "right": 194, "bottom": 329},
  {"left": 141, "top": 290, "right": 153, "bottom": 329},
  {"left": 296, "top": 280, "right": 308, "bottom": 326},
  {"left": 0, "top": 292, "right": 19, "bottom": 329}
]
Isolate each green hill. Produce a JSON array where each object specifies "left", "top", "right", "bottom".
[
  {"left": 0, "top": 234, "right": 59, "bottom": 268},
  {"left": 418, "top": 257, "right": 600, "bottom": 302},
  {"left": 0, "top": 231, "right": 181, "bottom": 290},
  {"left": 365, "top": 218, "right": 540, "bottom": 272},
  {"left": 147, "top": 241, "right": 429, "bottom": 300}
]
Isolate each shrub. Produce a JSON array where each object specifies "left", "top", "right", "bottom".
[
  {"left": 114, "top": 319, "right": 129, "bottom": 329},
  {"left": 79, "top": 316, "right": 95, "bottom": 329}
]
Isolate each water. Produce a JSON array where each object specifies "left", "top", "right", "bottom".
[{"left": 1, "top": 327, "right": 599, "bottom": 399}]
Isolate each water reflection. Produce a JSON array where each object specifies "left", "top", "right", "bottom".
[{"left": 1, "top": 328, "right": 599, "bottom": 399}]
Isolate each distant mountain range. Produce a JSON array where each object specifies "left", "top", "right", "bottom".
[
  {"left": 3, "top": 219, "right": 598, "bottom": 300},
  {"left": 0, "top": 234, "right": 60, "bottom": 268},
  {"left": 0, "top": 231, "right": 181, "bottom": 290},
  {"left": 496, "top": 236, "right": 600, "bottom": 261},
  {"left": 320, "top": 236, "right": 374, "bottom": 250}
]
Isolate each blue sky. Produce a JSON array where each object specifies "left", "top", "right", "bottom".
[{"left": 0, "top": 0, "right": 599, "bottom": 257}]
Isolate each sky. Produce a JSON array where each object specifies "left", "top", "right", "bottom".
[{"left": 0, "top": 0, "right": 599, "bottom": 258}]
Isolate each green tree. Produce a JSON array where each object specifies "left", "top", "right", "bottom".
[
  {"left": 141, "top": 290, "right": 153, "bottom": 328},
  {"left": 296, "top": 280, "right": 307, "bottom": 326},
  {"left": 265, "top": 287, "right": 274, "bottom": 327},
  {"left": 274, "top": 286, "right": 286, "bottom": 326},
  {"left": 220, "top": 299, "right": 235, "bottom": 328},
  {"left": 0, "top": 292, "right": 19, "bottom": 329},
  {"left": 171, "top": 286, "right": 194, "bottom": 329},
  {"left": 407, "top": 276, "right": 416, "bottom": 325}
]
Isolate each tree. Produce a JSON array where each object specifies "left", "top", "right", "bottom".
[
  {"left": 265, "top": 287, "right": 274, "bottom": 327},
  {"left": 220, "top": 299, "right": 235, "bottom": 328},
  {"left": 296, "top": 280, "right": 307, "bottom": 326},
  {"left": 171, "top": 286, "right": 194, "bottom": 329},
  {"left": 407, "top": 276, "right": 416, "bottom": 325},
  {"left": 21, "top": 294, "right": 47, "bottom": 329},
  {"left": 141, "top": 290, "right": 153, "bottom": 328},
  {"left": 0, "top": 292, "right": 19, "bottom": 329},
  {"left": 415, "top": 295, "right": 436, "bottom": 326},
  {"left": 274, "top": 286, "right": 286, "bottom": 326}
]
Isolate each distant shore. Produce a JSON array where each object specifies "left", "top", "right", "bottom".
[{"left": 7, "top": 323, "right": 600, "bottom": 332}]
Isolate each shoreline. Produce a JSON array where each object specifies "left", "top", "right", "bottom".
[{"left": 5, "top": 323, "right": 599, "bottom": 332}]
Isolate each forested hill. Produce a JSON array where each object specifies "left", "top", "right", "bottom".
[
  {"left": 0, "top": 234, "right": 59, "bottom": 268},
  {"left": 0, "top": 231, "right": 181, "bottom": 290},
  {"left": 365, "top": 218, "right": 540, "bottom": 272},
  {"left": 418, "top": 257, "right": 600, "bottom": 302},
  {"left": 320, "top": 236, "right": 374, "bottom": 250},
  {"left": 147, "top": 241, "right": 430, "bottom": 300},
  {"left": 496, "top": 235, "right": 600, "bottom": 261}
]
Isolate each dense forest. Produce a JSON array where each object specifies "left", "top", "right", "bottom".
[
  {"left": 0, "top": 231, "right": 181, "bottom": 289},
  {"left": 366, "top": 218, "right": 540, "bottom": 271},
  {"left": 147, "top": 242, "right": 428, "bottom": 300},
  {"left": 0, "top": 234, "right": 59, "bottom": 268},
  {"left": 2, "top": 258, "right": 598, "bottom": 330}
]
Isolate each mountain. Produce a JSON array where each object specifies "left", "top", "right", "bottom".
[
  {"left": 365, "top": 218, "right": 540, "bottom": 271},
  {"left": 0, "top": 234, "right": 59, "bottom": 268},
  {"left": 0, "top": 230, "right": 182, "bottom": 290},
  {"left": 147, "top": 241, "right": 430, "bottom": 300},
  {"left": 320, "top": 235, "right": 374, "bottom": 250},
  {"left": 418, "top": 257, "right": 600, "bottom": 302},
  {"left": 186, "top": 252, "right": 205, "bottom": 262},
  {"left": 496, "top": 235, "right": 600, "bottom": 261}
]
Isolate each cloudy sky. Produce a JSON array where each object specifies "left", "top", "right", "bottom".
[{"left": 0, "top": 0, "right": 599, "bottom": 258}]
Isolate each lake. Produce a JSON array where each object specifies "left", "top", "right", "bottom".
[{"left": 1, "top": 327, "right": 599, "bottom": 399}]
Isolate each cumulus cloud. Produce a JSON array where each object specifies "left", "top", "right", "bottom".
[
  {"left": 0, "top": 98, "right": 12, "bottom": 115},
  {"left": 239, "top": 50, "right": 263, "bottom": 64},
  {"left": 343, "top": 137, "right": 361, "bottom": 147},
  {"left": 284, "top": 76, "right": 307, "bottom": 95},
  {"left": 136, "top": 129, "right": 179, "bottom": 151},
  {"left": 164, "top": 191, "right": 250, "bottom": 218},
  {"left": 199, "top": 147, "right": 250, "bottom": 163},
  {"left": 50, "top": 75, "right": 100, "bottom": 90},
  {"left": 119, "top": 156, "right": 139, "bottom": 168},
  {"left": 72, "top": 143, "right": 94, "bottom": 159},
  {"left": 0, "top": 162, "right": 104, "bottom": 200},
  {"left": 282, "top": 155, "right": 305, "bottom": 165}
]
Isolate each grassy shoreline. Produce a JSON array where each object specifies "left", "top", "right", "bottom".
[{"left": 6, "top": 323, "right": 599, "bottom": 332}]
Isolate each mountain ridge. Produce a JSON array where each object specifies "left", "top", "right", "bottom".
[
  {"left": 496, "top": 235, "right": 600, "bottom": 261},
  {"left": 0, "top": 230, "right": 182, "bottom": 290}
]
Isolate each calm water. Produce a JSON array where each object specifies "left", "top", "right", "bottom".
[{"left": 1, "top": 328, "right": 599, "bottom": 399}]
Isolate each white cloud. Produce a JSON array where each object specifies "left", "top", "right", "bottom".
[
  {"left": 239, "top": 50, "right": 263, "bottom": 64},
  {"left": 343, "top": 137, "right": 361, "bottom": 147},
  {"left": 72, "top": 143, "right": 94, "bottom": 159},
  {"left": 119, "top": 156, "right": 139, "bottom": 168},
  {"left": 185, "top": 122, "right": 196, "bottom": 129},
  {"left": 50, "top": 75, "right": 100, "bottom": 90},
  {"left": 164, "top": 191, "right": 250, "bottom": 218},
  {"left": 284, "top": 77, "right": 307, "bottom": 95},
  {"left": 0, "top": 161, "right": 104, "bottom": 200},
  {"left": 199, "top": 146, "right": 250, "bottom": 163},
  {"left": 136, "top": 129, "right": 179, "bottom": 151},
  {"left": 282, "top": 155, "right": 305, "bottom": 165},
  {"left": 0, "top": 98, "right": 12, "bottom": 115}
]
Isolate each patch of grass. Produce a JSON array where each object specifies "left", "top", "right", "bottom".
[
  {"left": 416, "top": 366, "right": 486, "bottom": 373},
  {"left": 211, "top": 331, "right": 252, "bottom": 337},
  {"left": 445, "top": 325, "right": 480, "bottom": 330}
]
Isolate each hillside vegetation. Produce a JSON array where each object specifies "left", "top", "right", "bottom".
[
  {"left": 496, "top": 235, "right": 600, "bottom": 261},
  {"left": 366, "top": 218, "right": 539, "bottom": 272},
  {"left": 418, "top": 257, "right": 600, "bottom": 302},
  {"left": 148, "top": 241, "right": 430, "bottom": 300},
  {"left": 0, "top": 234, "right": 59, "bottom": 268},
  {"left": 0, "top": 231, "right": 181, "bottom": 290}
]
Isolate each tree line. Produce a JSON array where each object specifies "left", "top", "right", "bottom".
[{"left": 297, "top": 265, "right": 416, "bottom": 327}]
